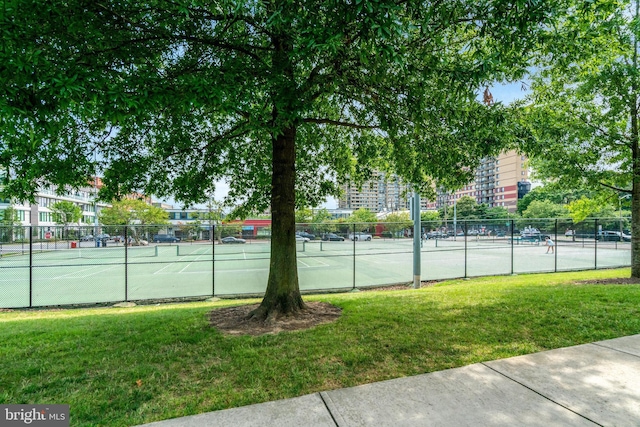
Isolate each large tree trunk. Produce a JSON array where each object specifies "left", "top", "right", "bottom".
[{"left": 249, "top": 125, "right": 305, "bottom": 322}]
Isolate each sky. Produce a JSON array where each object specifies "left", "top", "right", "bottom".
[{"left": 159, "top": 82, "right": 529, "bottom": 210}]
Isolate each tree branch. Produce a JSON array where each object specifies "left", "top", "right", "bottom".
[{"left": 599, "top": 182, "right": 632, "bottom": 193}]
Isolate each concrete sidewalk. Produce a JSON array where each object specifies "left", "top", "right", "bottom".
[{"left": 138, "top": 334, "right": 640, "bottom": 426}]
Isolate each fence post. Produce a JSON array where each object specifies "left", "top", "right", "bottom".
[
  {"left": 594, "top": 218, "right": 598, "bottom": 270},
  {"left": 412, "top": 191, "right": 421, "bottom": 289},
  {"left": 215, "top": 224, "right": 216, "bottom": 297},
  {"left": 554, "top": 219, "right": 558, "bottom": 272},
  {"left": 29, "top": 226, "right": 33, "bottom": 308},
  {"left": 464, "top": 220, "right": 468, "bottom": 278},
  {"left": 352, "top": 223, "right": 356, "bottom": 290},
  {"left": 510, "top": 219, "right": 514, "bottom": 275},
  {"left": 124, "top": 226, "right": 128, "bottom": 301}
]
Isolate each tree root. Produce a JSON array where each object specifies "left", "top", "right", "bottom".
[{"left": 246, "top": 300, "right": 307, "bottom": 326}]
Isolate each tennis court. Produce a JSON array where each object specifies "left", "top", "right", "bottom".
[{"left": 0, "top": 237, "right": 631, "bottom": 308}]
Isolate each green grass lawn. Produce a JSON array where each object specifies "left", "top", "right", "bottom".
[{"left": 2, "top": 268, "right": 640, "bottom": 426}]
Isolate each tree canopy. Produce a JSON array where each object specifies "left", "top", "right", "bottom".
[
  {"left": 2, "top": 0, "right": 557, "bottom": 318},
  {"left": 520, "top": 0, "right": 640, "bottom": 276}
]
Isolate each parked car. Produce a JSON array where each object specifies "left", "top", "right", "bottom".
[
  {"left": 597, "top": 230, "right": 631, "bottom": 242},
  {"left": 295, "top": 235, "right": 310, "bottom": 242},
  {"left": 520, "top": 227, "right": 549, "bottom": 241},
  {"left": 348, "top": 232, "right": 372, "bottom": 241},
  {"left": 426, "top": 231, "right": 446, "bottom": 239},
  {"left": 153, "top": 234, "right": 180, "bottom": 243},
  {"left": 322, "top": 233, "right": 344, "bottom": 241},
  {"left": 95, "top": 233, "right": 110, "bottom": 240},
  {"left": 80, "top": 235, "right": 94, "bottom": 241},
  {"left": 296, "top": 231, "right": 315, "bottom": 240},
  {"left": 221, "top": 236, "right": 246, "bottom": 244}
]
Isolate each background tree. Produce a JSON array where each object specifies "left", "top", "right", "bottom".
[
  {"left": 384, "top": 212, "right": 412, "bottom": 237},
  {"left": 452, "top": 196, "right": 478, "bottom": 220},
  {"left": 3, "top": 0, "right": 555, "bottom": 320},
  {"left": 99, "top": 200, "right": 169, "bottom": 243},
  {"left": 50, "top": 201, "right": 82, "bottom": 239},
  {"left": 295, "top": 208, "right": 313, "bottom": 225},
  {"left": 0, "top": 206, "right": 20, "bottom": 243},
  {"left": 566, "top": 196, "right": 622, "bottom": 232},
  {"left": 178, "top": 219, "right": 202, "bottom": 241},
  {"left": 312, "top": 209, "right": 332, "bottom": 224},
  {"left": 420, "top": 210, "right": 442, "bottom": 231},
  {"left": 219, "top": 222, "right": 243, "bottom": 239},
  {"left": 197, "top": 200, "right": 225, "bottom": 243},
  {"left": 307, "top": 208, "right": 335, "bottom": 237},
  {"left": 483, "top": 206, "right": 511, "bottom": 220},
  {"left": 520, "top": 0, "right": 640, "bottom": 276},
  {"left": 350, "top": 208, "right": 377, "bottom": 230},
  {"left": 521, "top": 200, "right": 568, "bottom": 219},
  {"left": 516, "top": 184, "right": 592, "bottom": 215}
]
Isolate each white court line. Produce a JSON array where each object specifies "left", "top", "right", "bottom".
[
  {"left": 298, "top": 259, "right": 310, "bottom": 268},
  {"left": 179, "top": 253, "right": 213, "bottom": 273},
  {"left": 313, "top": 258, "right": 330, "bottom": 266},
  {"left": 153, "top": 264, "right": 174, "bottom": 275},
  {"left": 52, "top": 265, "right": 120, "bottom": 280},
  {"left": 179, "top": 262, "right": 193, "bottom": 273},
  {"left": 50, "top": 265, "right": 107, "bottom": 279},
  {"left": 151, "top": 263, "right": 332, "bottom": 275}
]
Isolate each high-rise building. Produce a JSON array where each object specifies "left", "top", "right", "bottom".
[
  {"left": 339, "top": 150, "right": 531, "bottom": 213},
  {"left": 338, "top": 172, "right": 413, "bottom": 212},
  {"left": 426, "top": 150, "right": 530, "bottom": 211}
]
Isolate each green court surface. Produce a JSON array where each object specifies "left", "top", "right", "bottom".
[{"left": 0, "top": 238, "right": 631, "bottom": 308}]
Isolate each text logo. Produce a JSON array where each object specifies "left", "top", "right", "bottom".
[{"left": 1, "top": 405, "right": 69, "bottom": 426}]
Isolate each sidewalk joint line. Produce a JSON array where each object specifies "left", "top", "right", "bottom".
[
  {"left": 318, "top": 392, "right": 339, "bottom": 427},
  {"left": 480, "top": 362, "right": 604, "bottom": 427},
  {"left": 591, "top": 342, "right": 640, "bottom": 359}
]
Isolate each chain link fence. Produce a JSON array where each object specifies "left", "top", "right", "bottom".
[{"left": 0, "top": 218, "right": 632, "bottom": 308}]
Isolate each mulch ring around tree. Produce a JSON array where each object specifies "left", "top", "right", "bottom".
[{"left": 208, "top": 301, "right": 342, "bottom": 336}]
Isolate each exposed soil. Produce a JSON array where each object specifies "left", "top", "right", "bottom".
[
  {"left": 208, "top": 302, "right": 342, "bottom": 336},
  {"left": 208, "top": 283, "right": 440, "bottom": 336}
]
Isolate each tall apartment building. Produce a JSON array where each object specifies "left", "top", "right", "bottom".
[
  {"left": 339, "top": 150, "right": 531, "bottom": 213},
  {"left": 338, "top": 172, "right": 413, "bottom": 213},
  {"left": 426, "top": 150, "right": 530, "bottom": 211}
]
